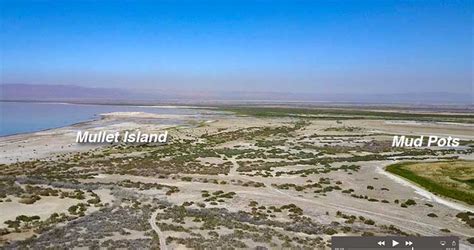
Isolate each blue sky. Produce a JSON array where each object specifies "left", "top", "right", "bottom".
[{"left": 1, "top": 0, "right": 472, "bottom": 94}]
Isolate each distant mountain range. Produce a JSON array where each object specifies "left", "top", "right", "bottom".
[
  {"left": 1, "top": 84, "right": 472, "bottom": 105},
  {"left": 1, "top": 84, "right": 132, "bottom": 100}
]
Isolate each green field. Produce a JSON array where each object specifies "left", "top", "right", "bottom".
[
  {"left": 218, "top": 106, "right": 474, "bottom": 123},
  {"left": 386, "top": 161, "right": 474, "bottom": 205}
]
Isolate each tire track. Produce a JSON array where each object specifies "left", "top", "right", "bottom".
[{"left": 149, "top": 209, "right": 168, "bottom": 250}]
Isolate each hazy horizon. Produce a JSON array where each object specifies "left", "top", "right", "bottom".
[
  {"left": 1, "top": 1, "right": 473, "bottom": 97},
  {"left": 1, "top": 83, "right": 473, "bottom": 105}
]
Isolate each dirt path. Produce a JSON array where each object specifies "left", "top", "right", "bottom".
[
  {"left": 149, "top": 209, "right": 168, "bottom": 250},
  {"left": 98, "top": 159, "right": 472, "bottom": 249},
  {"left": 228, "top": 158, "right": 472, "bottom": 249},
  {"left": 227, "top": 159, "right": 472, "bottom": 238}
]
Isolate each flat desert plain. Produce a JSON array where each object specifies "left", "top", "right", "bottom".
[{"left": 0, "top": 107, "right": 473, "bottom": 249}]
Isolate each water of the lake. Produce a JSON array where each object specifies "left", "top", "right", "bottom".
[{"left": 0, "top": 101, "right": 202, "bottom": 136}]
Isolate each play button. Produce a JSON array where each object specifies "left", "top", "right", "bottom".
[{"left": 392, "top": 239, "right": 399, "bottom": 247}]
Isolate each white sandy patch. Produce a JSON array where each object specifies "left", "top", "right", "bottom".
[
  {"left": 385, "top": 121, "right": 428, "bottom": 126},
  {"left": 93, "top": 189, "right": 115, "bottom": 205},
  {"left": 0, "top": 196, "right": 81, "bottom": 228},
  {"left": 93, "top": 174, "right": 108, "bottom": 179},
  {"left": 100, "top": 112, "right": 196, "bottom": 119}
]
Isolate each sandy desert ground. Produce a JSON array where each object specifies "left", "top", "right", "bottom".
[{"left": 0, "top": 107, "right": 473, "bottom": 249}]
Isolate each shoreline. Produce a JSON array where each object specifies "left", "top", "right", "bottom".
[
  {"left": 1, "top": 101, "right": 472, "bottom": 138},
  {"left": 1, "top": 99, "right": 473, "bottom": 113},
  {"left": 1, "top": 110, "right": 195, "bottom": 138},
  {"left": 0, "top": 111, "right": 200, "bottom": 164},
  {"left": 0, "top": 102, "right": 208, "bottom": 138},
  {"left": 0, "top": 116, "right": 100, "bottom": 139}
]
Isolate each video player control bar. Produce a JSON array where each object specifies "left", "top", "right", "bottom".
[{"left": 331, "top": 236, "right": 459, "bottom": 250}]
